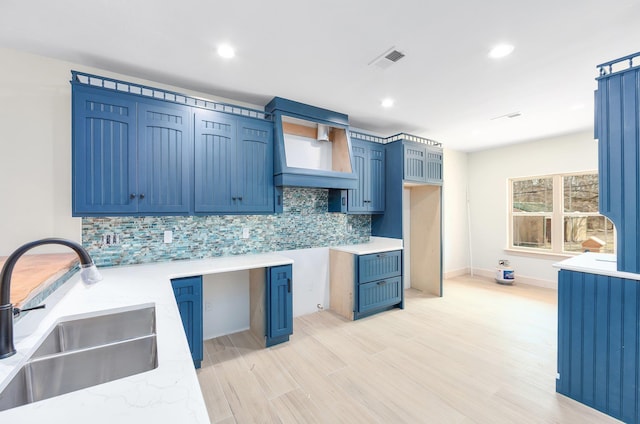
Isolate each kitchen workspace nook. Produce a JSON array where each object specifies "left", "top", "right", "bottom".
[{"left": 0, "top": 70, "right": 443, "bottom": 421}]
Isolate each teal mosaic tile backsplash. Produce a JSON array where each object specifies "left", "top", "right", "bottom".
[{"left": 83, "top": 188, "right": 371, "bottom": 266}]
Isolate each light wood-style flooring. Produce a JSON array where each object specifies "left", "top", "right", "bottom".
[{"left": 197, "top": 276, "right": 621, "bottom": 423}]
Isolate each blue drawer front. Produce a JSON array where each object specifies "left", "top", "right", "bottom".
[
  {"left": 358, "top": 277, "right": 402, "bottom": 313},
  {"left": 358, "top": 250, "right": 402, "bottom": 283}
]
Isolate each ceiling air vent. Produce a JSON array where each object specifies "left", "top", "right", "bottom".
[{"left": 369, "top": 47, "right": 406, "bottom": 69}]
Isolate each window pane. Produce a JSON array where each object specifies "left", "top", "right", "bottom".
[
  {"left": 564, "top": 174, "right": 599, "bottom": 212},
  {"left": 563, "top": 216, "right": 615, "bottom": 253},
  {"left": 513, "top": 178, "right": 553, "bottom": 212},
  {"left": 513, "top": 216, "right": 551, "bottom": 249}
]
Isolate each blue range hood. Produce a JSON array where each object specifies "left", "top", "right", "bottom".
[{"left": 265, "top": 97, "right": 358, "bottom": 190}]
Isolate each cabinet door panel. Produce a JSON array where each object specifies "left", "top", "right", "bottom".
[
  {"left": 425, "top": 147, "right": 443, "bottom": 184},
  {"left": 237, "top": 119, "right": 274, "bottom": 212},
  {"left": 73, "top": 89, "right": 137, "bottom": 214},
  {"left": 137, "top": 102, "right": 191, "bottom": 213},
  {"left": 369, "top": 143, "right": 385, "bottom": 212},
  {"left": 348, "top": 141, "right": 367, "bottom": 212},
  {"left": 267, "top": 265, "right": 293, "bottom": 342},
  {"left": 171, "top": 276, "right": 203, "bottom": 369},
  {"left": 404, "top": 143, "right": 427, "bottom": 182},
  {"left": 194, "top": 110, "right": 237, "bottom": 212}
]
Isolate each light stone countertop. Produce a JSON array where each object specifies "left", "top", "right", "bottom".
[
  {"left": 0, "top": 252, "right": 294, "bottom": 423},
  {"left": 330, "top": 236, "right": 403, "bottom": 255},
  {"left": 553, "top": 252, "right": 640, "bottom": 281}
]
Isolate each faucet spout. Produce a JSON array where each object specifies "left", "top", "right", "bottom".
[{"left": 0, "top": 238, "right": 101, "bottom": 359}]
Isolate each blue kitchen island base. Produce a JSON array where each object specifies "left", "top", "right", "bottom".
[{"left": 556, "top": 263, "right": 640, "bottom": 423}]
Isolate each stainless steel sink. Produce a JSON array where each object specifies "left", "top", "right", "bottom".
[
  {"left": 0, "top": 305, "right": 158, "bottom": 411},
  {"left": 32, "top": 305, "right": 156, "bottom": 357}
]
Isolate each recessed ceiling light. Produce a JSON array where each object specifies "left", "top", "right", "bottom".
[
  {"left": 217, "top": 44, "right": 235, "bottom": 59},
  {"left": 488, "top": 44, "right": 514, "bottom": 59},
  {"left": 381, "top": 98, "right": 395, "bottom": 108}
]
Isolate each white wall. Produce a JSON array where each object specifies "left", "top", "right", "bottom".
[
  {"left": 0, "top": 47, "right": 260, "bottom": 255},
  {"left": 442, "top": 148, "right": 470, "bottom": 277},
  {"left": 467, "top": 131, "right": 598, "bottom": 287}
]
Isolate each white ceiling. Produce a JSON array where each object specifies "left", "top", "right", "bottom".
[{"left": 0, "top": 0, "right": 638, "bottom": 151}]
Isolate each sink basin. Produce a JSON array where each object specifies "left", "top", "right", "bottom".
[
  {"left": 32, "top": 305, "right": 156, "bottom": 357},
  {"left": 0, "top": 305, "right": 158, "bottom": 411}
]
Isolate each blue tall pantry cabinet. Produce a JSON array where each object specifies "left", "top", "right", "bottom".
[{"left": 556, "top": 51, "right": 640, "bottom": 424}]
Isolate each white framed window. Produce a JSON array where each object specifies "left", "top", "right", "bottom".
[{"left": 509, "top": 172, "right": 615, "bottom": 254}]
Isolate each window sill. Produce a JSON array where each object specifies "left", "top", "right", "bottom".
[{"left": 503, "top": 248, "right": 576, "bottom": 261}]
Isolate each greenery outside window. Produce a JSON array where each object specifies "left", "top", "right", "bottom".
[{"left": 510, "top": 172, "right": 614, "bottom": 254}]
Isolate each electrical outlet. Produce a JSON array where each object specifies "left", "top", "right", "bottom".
[
  {"left": 102, "top": 233, "right": 120, "bottom": 246},
  {"left": 205, "top": 301, "right": 212, "bottom": 312},
  {"left": 164, "top": 230, "right": 173, "bottom": 244},
  {"left": 242, "top": 228, "right": 250, "bottom": 239}
]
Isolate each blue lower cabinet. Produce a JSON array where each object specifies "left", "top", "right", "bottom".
[
  {"left": 557, "top": 269, "right": 640, "bottom": 423},
  {"left": 354, "top": 250, "right": 403, "bottom": 320},
  {"left": 171, "top": 276, "right": 203, "bottom": 369},
  {"left": 266, "top": 265, "right": 293, "bottom": 347}
]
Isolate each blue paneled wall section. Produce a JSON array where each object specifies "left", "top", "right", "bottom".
[
  {"left": 595, "top": 52, "right": 640, "bottom": 273},
  {"left": 83, "top": 188, "right": 370, "bottom": 266},
  {"left": 557, "top": 270, "right": 640, "bottom": 423}
]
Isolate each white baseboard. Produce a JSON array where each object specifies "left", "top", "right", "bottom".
[
  {"left": 470, "top": 268, "right": 557, "bottom": 290},
  {"left": 443, "top": 268, "right": 470, "bottom": 279}
]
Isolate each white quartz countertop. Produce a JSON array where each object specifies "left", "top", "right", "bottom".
[
  {"left": 330, "top": 237, "right": 403, "bottom": 255},
  {"left": 0, "top": 252, "right": 294, "bottom": 423},
  {"left": 553, "top": 252, "right": 640, "bottom": 281}
]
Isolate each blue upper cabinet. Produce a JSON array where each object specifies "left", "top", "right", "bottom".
[
  {"left": 72, "top": 88, "right": 138, "bottom": 215},
  {"left": 403, "top": 139, "right": 443, "bottom": 185},
  {"left": 328, "top": 136, "right": 385, "bottom": 214},
  {"left": 137, "top": 101, "right": 191, "bottom": 214},
  {"left": 595, "top": 52, "right": 640, "bottom": 273},
  {"left": 71, "top": 71, "right": 274, "bottom": 217},
  {"left": 72, "top": 84, "right": 191, "bottom": 216},
  {"left": 265, "top": 97, "right": 358, "bottom": 190},
  {"left": 194, "top": 109, "right": 274, "bottom": 213}
]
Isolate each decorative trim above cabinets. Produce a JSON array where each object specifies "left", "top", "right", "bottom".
[{"left": 265, "top": 97, "right": 358, "bottom": 190}]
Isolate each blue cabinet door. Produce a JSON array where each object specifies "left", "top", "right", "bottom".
[
  {"left": 347, "top": 140, "right": 368, "bottom": 212},
  {"left": 404, "top": 142, "right": 427, "bottom": 182},
  {"left": 194, "top": 109, "right": 237, "bottom": 213},
  {"left": 171, "top": 276, "right": 203, "bottom": 369},
  {"left": 425, "top": 146, "right": 443, "bottom": 185},
  {"left": 193, "top": 111, "right": 274, "bottom": 214},
  {"left": 236, "top": 119, "right": 274, "bottom": 212},
  {"left": 137, "top": 101, "right": 191, "bottom": 214},
  {"left": 368, "top": 143, "right": 386, "bottom": 212},
  {"left": 266, "top": 264, "right": 292, "bottom": 347},
  {"left": 329, "top": 138, "right": 385, "bottom": 214},
  {"left": 72, "top": 87, "right": 138, "bottom": 215}
]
